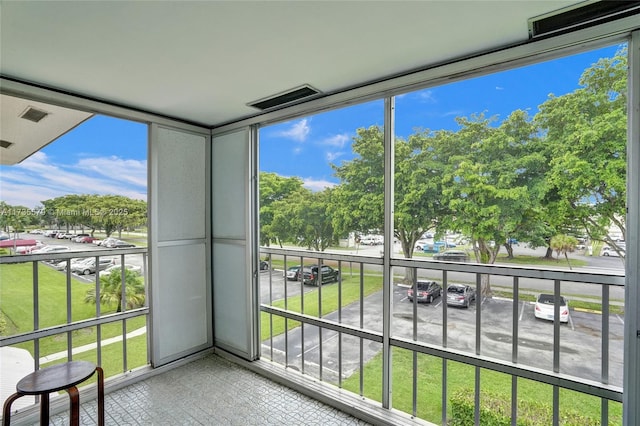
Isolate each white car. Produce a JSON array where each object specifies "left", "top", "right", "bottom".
[
  {"left": 99, "top": 263, "right": 142, "bottom": 277},
  {"left": 601, "top": 246, "right": 625, "bottom": 257},
  {"left": 51, "top": 258, "right": 86, "bottom": 270},
  {"left": 31, "top": 245, "right": 70, "bottom": 254},
  {"left": 534, "top": 294, "right": 569, "bottom": 323},
  {"left": 414, "top": 239, "right": 431, "bottom": 251}
]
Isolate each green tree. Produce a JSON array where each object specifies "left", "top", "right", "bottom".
[
  {"left": 85, "top": 269, "right": 145, "bottom": 313},
  {"left": 331, "top": 126, "right": 447, "bottom": 282},
  {"left": 259, "top": 172, "right": 305, "bottom": 248},
  {"left": 271, "top": 188, "right": 337, "bottom": 251},
  {"left": 536, "top": 48, "right": 627, "bottom": 258},
  {"left": 439, "top": 111, "right": 546, "bottom": 294},
  {"left": 331, "top": 126, "right": 445, "bottom": 255}
]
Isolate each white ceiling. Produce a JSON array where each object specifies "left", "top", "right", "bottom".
[
  {"left": 1, "top": 1, "right": 583, "bottom": 128},
  {"left": 0, "top": 94, "right": 93, "bottom": 165}
]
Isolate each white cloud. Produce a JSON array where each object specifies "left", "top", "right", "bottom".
[
  {"left": 76, "top": 156, "right": 147, "bottom": 187},
  {"left": 277, "top": 118, "right": 310, "bottom": 142},
  {"left": 0, "top": 152, "right": 147, "bottom": 208},
  {"left": 322, "top": 133, "right": 350, "bottom": 148},
  {"left": 325, "top": 151, "right": 344, "bottom": 162},
  {"left": 418, "top": 90, "right": 436, "bottom": 103},
  {"left": 302, "top": 178, "right": 336, "bottom": 192},
  {"left": 496, "top": 86, "right": 505, "bottom": 91}
]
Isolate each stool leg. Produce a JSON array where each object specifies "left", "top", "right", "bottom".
[
  {"left": 2, "top": 392, "right": 23, "bottom": 426},
  {"left": 40, "top": 393, "right": 50, "bottom": 426},
  {"left": 96, "top": 366, "right": 105, "bottom": 426},
  {"left": 66, "top": 386, "right": 79, "bottom": 426}
]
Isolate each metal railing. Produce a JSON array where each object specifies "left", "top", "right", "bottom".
[
  {"left": 259, "top": 247, "right": 625, "bottom": 425},
  {"left": 0, "top": 247, "right": 150, "bottom": 412}
]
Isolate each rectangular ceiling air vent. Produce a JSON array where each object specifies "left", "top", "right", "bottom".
[
  {"left": 0, "top": 140, "right": 14, "bottom": 149},
  {"left": 248, "top": 85, "right": 321, "bottom": 111},
  {"left": 20, "top": 106, "right": 49, "bottom": 123},
  {"left": 529, "top": 0, "right": 640, "bottom": 39}
]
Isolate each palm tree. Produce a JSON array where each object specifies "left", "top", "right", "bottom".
[
  {"left": 550, "top": 234, "right": 578, "bottom": 270},
  {"left": 85, "top": 268, "right": 145, "bottom": 312}
]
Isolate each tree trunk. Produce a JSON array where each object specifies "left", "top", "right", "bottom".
[
  {"left": 543, "top": 246, "right": 554, "bottom": 259},
  {"left": 504, "top": 244, "right": 514, "bottom": 259},
  {"left": 400, "top": 237, "right": 416, "bottom": 284}
]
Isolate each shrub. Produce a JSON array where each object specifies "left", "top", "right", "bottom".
[{"left": 449, "top": 389, "right": 599, "bottom": 426}]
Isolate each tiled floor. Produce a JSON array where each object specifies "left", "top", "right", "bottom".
[{"left": 43, "top": 354, "right": 371, "bottom": 425}]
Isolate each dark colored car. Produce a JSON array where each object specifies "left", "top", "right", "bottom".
[
  {"left": 300, "top": 265, "right": 340, "bottom": 286},
  {"left": 260, "top": 260, "right": 269, "bottom": 271},
  {"left": 446, "top": 284, "right": 476, "bottom": 308},
  {"left": 432, "top": 250, "right": 470, "bottom": 262},
  {"left": 407, "top": 280, "right": 442, "bottom": 303}
]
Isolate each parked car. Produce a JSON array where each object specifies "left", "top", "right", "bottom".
[
  {"left": 71, "top": 234, "right": 90, "bottom": 242},
  {"left": 422, "top": 241, "right": 456, "bottom": 253},
  {"left": 31, "top": 245, "right": 70, "bottom": 254},
  {"left": 94, "top": 237, "right": 117, "bottom": 246},
  {"left": 433, "top": 250, "right": 470, "bottom": 262},
  {"left": 300, "top": 265, "right": 340, "bottom": 286},
  {"left": 99, "top": 263, "right": 142, "bottom": 277},
  {"left": 359, "top": 235, "right": 383, "bottom": 245},
  {"left": 52, "top": 258, "right": 85, "bottom": 271},
  {"left": 407, "top": 281, "right": 442, "bottom": 303},
  {"left": 534, "top": 294, "right": 569, "bottom": 323},
  {"left": 77, "top": 236, "right": 97, "bottom": 243},
  {"left": 15, "top": 241, "right": 44, "bottom": 254},
  {"left": 446, "top": 284, "right": 476, "bottom": 308},
  {"left": 260, "top": 260, "right": 269, "bottom": 271},
  {"left": 414, "top": 239, "right": 430, "bottom": 251},
  {"left": 284, "top": 265, "right": 302, "bottom": 280},
  {"left": 109, "top": 240, "right": 136, "bottom": 248},
  {"left": 70, "top": 258, "right": 115, "bottom": 275},
  {"left": 30, "top": 245, "right": 71, "bottom": 261},
  {"left": 601, "top": 246, "right": 625, "bottom": 257}
]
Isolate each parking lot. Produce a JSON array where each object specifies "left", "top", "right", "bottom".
[
  {"left": 260, "top": 269, "right": 624, "bottom": 387},
  {"left": 20, "top": 233, "right": 146, "bottom": 283}
]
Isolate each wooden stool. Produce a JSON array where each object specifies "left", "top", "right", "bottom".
[{"left": 2, "top": 361, "right": 104, "bottom": 426}]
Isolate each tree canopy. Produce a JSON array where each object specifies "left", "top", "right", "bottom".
[{"left": 258, "top": 48, "right": 628, "bottom": 281}]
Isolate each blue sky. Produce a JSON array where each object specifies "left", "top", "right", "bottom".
[
  {"left": 260, "top": 43, "right": 622, "bottom": 190},
  {"left": 0, "top": 44, "right": 622, "bottom": 208},
  {"left": 0, "top": 116, "right": 147, "bottom": 209}
]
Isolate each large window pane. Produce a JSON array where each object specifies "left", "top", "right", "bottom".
[{"left": 391, "top": 43, "right": 626, "bottom": 423}]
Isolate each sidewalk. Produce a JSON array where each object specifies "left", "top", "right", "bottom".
[{"left": 39, "top": 326, "right": 147, "bottom": 364}]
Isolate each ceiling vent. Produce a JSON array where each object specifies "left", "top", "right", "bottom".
[
  {"left": 529, "top": 0, "right": 640, "bottom": 39},
  {"left": 20, "top": 106, "right": 49, "bottom": 123},
  {"left": 0, "top": 140, "right": 13, "bottom": 149},
  {"left": 248, "top": 85, "right": 321, "bottom": 111}
]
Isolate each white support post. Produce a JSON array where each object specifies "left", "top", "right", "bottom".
[{"left": 624, "top": 29, "right": 640, "bottom": 426}]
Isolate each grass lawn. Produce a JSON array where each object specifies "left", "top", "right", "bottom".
[
  {"left": 37, "top": 331, "right": 149, "bottom": 392},
  {"left": 0, "top": 262, "right": 147, "bottom": 358},
  {"left": 341, "top": 347, "right": 622, "bottom": 425},
  {"left": 261, "top": 274, "right": 383, "bottom": 341}
]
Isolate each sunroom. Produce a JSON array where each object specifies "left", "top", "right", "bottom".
[{"left": 1, "top": 1, "right": 639, "bottom": 425}]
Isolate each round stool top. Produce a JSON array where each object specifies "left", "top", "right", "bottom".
[{"left": 16, "top": 361, "right": 97, "bottom": 395}]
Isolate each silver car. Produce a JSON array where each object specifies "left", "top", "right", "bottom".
[{"left": 446, "top": 284, "right": 476, "bottom": 308}]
